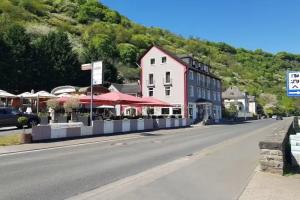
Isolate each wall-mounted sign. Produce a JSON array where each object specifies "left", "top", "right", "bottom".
[
  {"left": 81, "top": 63, "right": 92, "bottom": 71},
  {"left": 92, "top": 61, "right": 103, "bottom": 85},
  {"left": 287, "top": 71, "right": 300, "bottom": 97}
]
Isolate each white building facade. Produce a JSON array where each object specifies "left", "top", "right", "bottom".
[{"left": 140, "top": 45, "right": 222, "bottom": 122}]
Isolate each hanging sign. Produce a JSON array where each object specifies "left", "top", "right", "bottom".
[{"left": 92, "top": 61, "right": 103, "bottom": 85}]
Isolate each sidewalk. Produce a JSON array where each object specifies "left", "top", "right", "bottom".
[
  {"left": 0, "top": 126, "right": 197, "bottom": 155},
  {"left": 239, "top": 170, "right": 300, "bottom": 200}
]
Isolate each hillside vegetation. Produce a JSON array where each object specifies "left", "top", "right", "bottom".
[{"left": 1, "top": 0, "right": 300, "bottom": 115}]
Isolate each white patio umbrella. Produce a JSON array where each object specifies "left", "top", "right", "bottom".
[
  {"left": 0, "top": 90, "right": 16, "bottom": 98},
  {"left": 17, "top": 92, "right": 36, "bottom": 113},
  {"left": 34, "top": 91, "right": 56, "bottom": 113},
  {"left": 0, "top": 90, "right": 16, "bottom": 107},
  {"left": 56, "top": 93, "right": 72, "bottom": 97},
  {"left": 17, "top": 92, "right": 36, "bottom": 98},
  {"left": 35, "top": 91, "right": 56, "bottom": 98},
  {"left": 18, "top": 91, "right": 55, "bottom": 113}
]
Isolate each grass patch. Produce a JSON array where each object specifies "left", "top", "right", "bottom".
[{"left": 0, "top": 134, "right": 21, "bottom": 146}]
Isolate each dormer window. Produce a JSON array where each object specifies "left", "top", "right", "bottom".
[
  {"left": 204, "top": 65, "right": 208, "bottom": 72},
  {"left": 150, "top": 58, "right": 155, "bottom": 65},
  {"left": 162, "top": 57, "right": 167, "bottom": 63},
  {"left": 189, "top": 70, "right": 194, "bottom": 80}
]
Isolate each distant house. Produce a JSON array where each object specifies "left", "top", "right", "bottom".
[
  {"left": 248, "top": 95, "right": 257, "bottom": 114},
  {"left": 108, "top": 83, "right": 141, "bottom": 97},
  {"left": 222, "top": 86, "right": 257, "bottom": 117},
  {"left": 139, "top": 45, "right": 222, "bottom": 122}
]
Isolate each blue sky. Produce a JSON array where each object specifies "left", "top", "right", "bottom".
[{"left": 101, "top": 0, "right": 300, "bottom": 54}]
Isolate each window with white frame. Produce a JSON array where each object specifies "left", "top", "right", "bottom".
[
  {"left": 161, "top": 108, "right": 169, "bottom": 115},
  {"left": 150, "top": 58, "right": 155, "bottom": 65},
  {"left": 206, "top": 76, "right": 210, "bottom": 88},
  {"left": 197, "top": 87, "right": 201, "bottom": 98},
  {"left": 189, "top": 85, "right": 194, "bottom": 97},
  {"left": 162, "top": 56, "right": 167, "bottom": 63},
  {"left": 189, "top": 70, "right": 194, "bottom": 80},
  {"left": 207, "top": 89, "right": 211, "bottom": 100},
  {"left": 149, "top": 88, "right": 153, "bottom": 96},
  {"left": 217, "top": 80, "right": 220, "bottom": 89},
  {"left": 172, "top": 108, "right": 182, "bottom": 115},
  {"left": 202, "top": 88, "right": 206, "bottom": 99},
  {"left": 217, "top": 92, "right": 221, "bottom": 101},
  {"left": 149, "top": 73, "right": 154, "bottom": 85},
  {"left": 165, "top": 86, "right": 170, "bottom": 96},
  {"left": 165, "top": 72, "right": 171, "bottom": 83},
  {"left": 197, "top": 73, "right": 201, "bottom": 84},
  {"left": 201, "top": 74, "right": 205, "bottom": 87},
  {"left": 204, "top": 65, "right": 209, "bottom": 72}
]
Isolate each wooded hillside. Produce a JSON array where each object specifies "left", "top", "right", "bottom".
[{"left": 1, "top": 0, "right": 300, "bottom": 115}]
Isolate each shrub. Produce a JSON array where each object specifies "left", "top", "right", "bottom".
[
  {"left": 17, "top": 116, "right": 28, "bottom": 128},
  {"left": 63, "top": 98, "right": 80, "bottom": 113},
  {"left": 46, "top": 99, "right": 60, "bottom": 111}
]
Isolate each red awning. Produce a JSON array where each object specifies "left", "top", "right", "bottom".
[
  {"left": 134, "top": 97, "right": 173, "bottom": 107},
  {"left": 80, "top": 92, "right": 145, "bottom": 105}
]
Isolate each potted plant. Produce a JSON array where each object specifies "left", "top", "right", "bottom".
[
  {"left": 46, "top": 99, "right": 61, "bottom": 123},
  {"left": 78, "top": 113, "right": 89, "bottom": 126},
  {"left": 38, "top": 112, "right": 49, "bottom": 125},
  {"left": 18, "top": 116, "right": 31, "bottom": 144},
  {"left": 63, "top": 98, "right": 80, "bottom": 122}
]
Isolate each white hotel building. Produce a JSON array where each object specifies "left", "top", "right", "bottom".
[{"left": 139, "top": 45, "right": 222, "bottom": 122}]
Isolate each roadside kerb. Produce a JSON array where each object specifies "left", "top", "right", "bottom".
[
  {"left": 31, "top": 118, "right": 191, "bottom": 142},
  {"left": 0, "top": 124, "right": 198, "bottom": 156}
]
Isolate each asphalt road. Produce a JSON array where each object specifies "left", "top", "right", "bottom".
[{"left": 0, "top": 119, "right": 284, "bottom": 200}]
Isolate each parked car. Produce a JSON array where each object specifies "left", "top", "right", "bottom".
[
  {"left": 272, "top": 115, "right": 277, "bottom": 119},
  {"left": 0, "top": 107, "right": 40, "bottom": 128},
  {"left": 276, "top": 115, "right": 283, "bottom": 120}
]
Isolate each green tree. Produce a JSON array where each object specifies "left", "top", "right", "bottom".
[
  {"left": 223, "top": 104, "right": 238, "bottom": 119},
  {"left": 280, "top": 96, "right": 295, "bottom": 116},
  {"left": 35, "top": 31, "right": 83, "bottom": 90},
  {"left": 2, "top": 24, "right": 33, "bottom": 92},
  {"left": 130, "top": 34, "right": 152, "bottom": 49},
  {"left": 84, "top": 34, "right": 117, "bottom": 61},
  {"left": 117, "top": 43, "right": 138, "bottom": 65},
  {"left": 102, "top": 60, "right": 121, "bottom": 84},
  {"left": 103, "top": 10, "right": 121, "bottom": 24},
  {"left": 77, "top": 0, "right": 104, "bottom": 23}
]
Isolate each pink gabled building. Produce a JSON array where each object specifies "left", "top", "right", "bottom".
[{"left": 139, "top": 45, "right": 222, "bottom": 123}]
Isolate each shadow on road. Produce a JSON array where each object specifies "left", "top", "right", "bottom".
[{"left": 217, "top": 120, "right": 252, "bottom": 125}]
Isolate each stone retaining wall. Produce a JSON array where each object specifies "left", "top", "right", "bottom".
[
  {"left": 259, "top": 118, "right": 295, "bottom": 175},
  {"left": 32, "top": 118, "right": 191, "bottom": 142}
]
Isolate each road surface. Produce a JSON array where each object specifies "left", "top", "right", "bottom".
[{"left": 0, "top": 119, "right": 285, "bottom": 200}]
